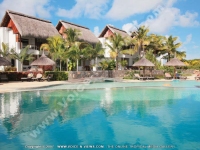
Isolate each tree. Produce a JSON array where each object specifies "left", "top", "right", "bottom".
[
  {"left": 164, "top": 35, "right": 182, "bottom": 61},
  {"left": 0, "top": 42, "right": 14, "bottom": 58},
  {"left": 106, "top": 33, "right": 125, "bottom": 70},
  {"left": 130, "top": 25, "right": 150, "bottom": 57},
  {"left": 42, "top": 35, "right": 66, "bottom": 71},
  {"left": 147, "top": 34, "right": 167, "bottom": 56},
  {"left": 63, "top": 28, "right": 81, "bottom": 70},
  {"left": 67, "top": 42, "right": 91, "bottom": 71},
  {"left": 82, "top": 42, "right": 104, "bottom": 69},
  {"left": 63, "top": 28, "right": 81, "bottom": 47},
  {"left": 11, "top": 45, "right": 34, "bottom": 71}
]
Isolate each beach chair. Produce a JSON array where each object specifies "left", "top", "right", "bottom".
[
  {"left": 21, "top": 73, "right": 33, "bottom": 82},
  {"left": 134, "top": 74, "right": 146, "bottom": 80},
  {"left": 32, "top": 73, "right": 43, "bottom": 81},
  {"left": 195, "top": 74, "right": 200, "bottom": 80},
  {"left": 147, "top": 76, "right": 154, "bottom": 80},
  {"left": 42, "top": 74, "right": 53, "bottom": 81},
  {"left": 165, "top": 73, "right": 172, "bottom": 79},
  {"left": 0, "top": 74, "right": 8, "bottom": 82}
]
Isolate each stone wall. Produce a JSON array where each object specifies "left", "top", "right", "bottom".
[{"left": 68, "top": 69, "right": 194, "bottom": 80}]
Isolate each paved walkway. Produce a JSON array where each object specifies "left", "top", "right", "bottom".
[{"left": 0, "top": 75, "right": 196, "bottom": 93}]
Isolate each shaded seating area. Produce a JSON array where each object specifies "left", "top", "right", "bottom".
[
  {"left": 165, "top": 73, "right": 172, "bottom": 79},
  {"left": 21, "top": 73, "right": 33, "bottom": 81},
  {"left": 0, "top": 74, "right": 8, "bottom": 82}
]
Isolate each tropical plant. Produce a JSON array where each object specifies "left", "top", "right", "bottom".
[
  {"left": 147, "top": 34, "right": 167, "bottom": 56},
  {"left": 120, "top": 60, "right": 128, "bottom": 70},
  {"left": 63, "top": 28, "right": 81, "bottom": 47},
  {"left": 82, "top": 42, "right": 105, "bottom": 69},
  {"left": 11, "top": 45, "right": 34, "bottom": 71},
  {"left": 164, "top": 35, "right": 182, "bottom": 61},
  {"left": 63, "top": 28, "right": 82, "bottom": 70},
  {"left": 41, "top": 35, "right": 66, "bottom": 71},
  {"left": 106, "top": 33, "right": 125, "bottom": 70},
  {"left": 130, "top": 25, "right": 150, "bottom": 57},
  {"left": 67, "top": 42, "right": 91, "bottom": 71},
  {"left": 0, "top": 42, "right": 14, "bottom": 58}
]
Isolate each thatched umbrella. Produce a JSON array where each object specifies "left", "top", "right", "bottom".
[
  {"left": 164, "top": 58, "right": 186, "bottom": 78},
  {"left": 133, "top": 57, "right": 155, "bottom": 76},
  {"left": 31, "top": 53, "right": 55, "bottom": 66},
  {"left": 30, "top": 54, "right": 55, "bottom": 72},
  {"left": 0, "top": 57, "right": 11, "bottom": 66}
]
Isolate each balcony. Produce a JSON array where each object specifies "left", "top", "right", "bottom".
[{"left": 22, "top": 45, "right": 49, "bottom": 55}]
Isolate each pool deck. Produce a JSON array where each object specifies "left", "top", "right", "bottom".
[{"left": 0, "top": 75, "right": 196, "bottom": 93}]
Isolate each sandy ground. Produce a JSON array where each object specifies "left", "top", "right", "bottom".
[{"left": 0, "top": 75, "right": 196, "bottom": 93}]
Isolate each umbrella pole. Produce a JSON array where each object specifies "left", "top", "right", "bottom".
[
  {"left": 174, "top": 67, "right": 176, "bottom": 79},
  {"left": 143, "top": 67, "right": 145, "bottom": 77}
]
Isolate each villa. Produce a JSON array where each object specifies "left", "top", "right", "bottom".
[
  {"left": 98, "top": 25, "right": 138, "bottom": 69},
  {"left": 56, "top": 20, "right": 99, "bottom": 71},
  {"left": 0, "top": 10, "right": 59, "bottom": 71},
  {"left": 0, "top": 10, "right": 141, "bottom": 72}
]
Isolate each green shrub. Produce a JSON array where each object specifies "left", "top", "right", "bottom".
[{"left": 45, "top": 71, "right": 68, "bottom": 81}]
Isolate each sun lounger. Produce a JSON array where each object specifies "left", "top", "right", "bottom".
[
  {"left": 165, "top": 73, "right": 172, "bottom": 79},
  {"left": 0, "top": 74, "right": 8, "bottom": 82},
  {"left": 195, "top": 74, "right": 200, "bottom": 80},
  {"left": 32, "top": 73, "right": 43, "bottom": 81},
  {"left": 134, "top": 74, "right": 146, "bottom": 80},
  {"left": 147, "top": 76, "right": 154, "bottom": 80},
  {"left": 21, "top": 73, "right": 33, "bottom": 82}
]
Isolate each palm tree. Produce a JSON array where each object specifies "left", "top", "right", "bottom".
[
  {"left": 0, "top": 42, "right": 14, "bottom": 58},
  {"left": 147, "top": 34, "right": 167, "bottom": 56},
  {"left": 63, "top": 28, "right": 81, "bottom": 47},
  {"left": 83, "top": 42, "right": 104, "bottom": 70},
  {"left": 130, "top": 25, "right": 150, "bottom": 57},
  {"left": 11, "top": 45, "right": 34, "bottom": 71},
  {"left": 42, "top": 35, "right": 66, "bottom": 71},
  {"left": 63, "top": 28, "right": 81, "bottom": 70},
  {"left": 164, "top": 35, "right": 182, "bottom": 61},
  {"left": 106, "top": 33, "right": 125, "bottom": 70},
  {"left": 67, "top": 42, "right": 90, "bottom": 71}
]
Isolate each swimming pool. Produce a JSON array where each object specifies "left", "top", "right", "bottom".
[{"left": 0, "top": 81, "right": 200, "bottom": 149}]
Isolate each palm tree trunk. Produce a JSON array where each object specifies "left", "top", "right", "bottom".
[
  {"left": 66, "top": 59, "right": 68, "bottom": 71},
  {"left": 77, "top": 59, "right": 79, "bottom": 72},
  {"left": 60, "top": 60, "right": 62, "bottom": 71}
]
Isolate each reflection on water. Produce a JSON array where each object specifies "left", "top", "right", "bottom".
[{"left": 0, "top": 86, "right": 200, "bottom": 149}]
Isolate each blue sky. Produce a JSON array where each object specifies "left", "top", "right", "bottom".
[{"left": 0, "top": 0, "right": 199, "bottom": 60}]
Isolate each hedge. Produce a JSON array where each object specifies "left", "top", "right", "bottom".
[{"left": 44, "top": 71, "right": 68, "bottom": 81}]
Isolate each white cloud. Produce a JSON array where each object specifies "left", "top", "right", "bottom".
[
  {"left": 0, "top": 0, "right": 53, "bottom": 19},
  {"left": 106, "top": 0, "right": 164, "bottom": 20},
  {"left": 184, "top": 34, "right": 192, "bottom": 44},
  {"left": 122, "top": 21, "right": 138, "bottom": 34},
  {"left": 178, "top": 11, "right": 200, "bottom": 27},
  {"left": 122, "top": 7, "right": 200, "bottom": 34},
  {"left": 56, "top": 0, "right": 108, "bottom": 19},
  {"left": 94, "top": 26, "right": 100, "bottom": 37}
]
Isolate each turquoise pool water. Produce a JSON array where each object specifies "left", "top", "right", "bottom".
[{"left": 0, "top": 81, "right": 200, "bottom": 150}]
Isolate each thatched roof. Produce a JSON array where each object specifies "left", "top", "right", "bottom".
[
  {"left": 0, "top": 10, "right": 59, "bottom": 39},
  {"left": 0, "top": 57, "right": 11, "bottom": 66},
  {"left": 98, "top": 25, "right": 129, "bottom": 38},
  {"left": 133, "top": 57, "right": 155, "bottom": 67},
  {"left": 56, "top": 20, "right": 99, "bottom": 44},
  {"left": 30, "top": 53, "right": 55, "bottom": 66},
  {"left": 164, "top": 58, "right": 186, "bottom": 67}
]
